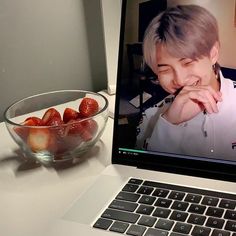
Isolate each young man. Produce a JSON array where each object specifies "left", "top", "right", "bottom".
[{"left": 140, "top": 4, "right": 236, "bottom": 161}]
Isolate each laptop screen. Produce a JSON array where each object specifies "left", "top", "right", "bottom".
[{"left": 112, "top": 0, "right": 236, "bottom": 180}]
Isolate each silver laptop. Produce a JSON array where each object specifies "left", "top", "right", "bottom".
[{"left": 48, "top": 1, "right": 236, "bottom": 235}]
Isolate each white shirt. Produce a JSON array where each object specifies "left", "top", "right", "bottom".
[{"left": 138, "top": 72, "right": 236, "bottom": 162}]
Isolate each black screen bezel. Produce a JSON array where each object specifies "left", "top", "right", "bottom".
[{"left": 111, "top": 0, "right": 236, "bottom": 182}]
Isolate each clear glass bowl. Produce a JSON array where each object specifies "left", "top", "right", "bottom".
[{"left": 4, "top": 90, "right": 109, "bottom": 164}]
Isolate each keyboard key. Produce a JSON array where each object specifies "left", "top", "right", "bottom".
[
  {"left": 116, "top": 191, "right": 141, "bottom": 202},
  {"left": 152, "top": 207, "right": 171, "bottom": 218},
  {"left": 168, "top": 191, "right": 185, "bottom": 201},
  {"left": 201, "top": 196, "right": 219, "bottom": 206},
  {"left": 155, "top": 218, "right": 174, "bottom": 231},
  {"left": 155, "top": 198, "right": 172, "bottom": 208},
  {"left": 206, "top": 207, "right": 224, "bottom": 218},
  {"left": 126, "top": 225, "right": 146, "bottom": 236},
  {"left": 101, "top": 209, "right": 140, "bottom": 223},
  {"left": 93, "top": 218, "right": 113, "bottom": 230},
  {"left": 138, "top": 195, "right": 156, "bottom": 205},
  {"left": 205, "top": 217, "right": 225, "bottom": 229},
  {"left": 137, "top": 186, "right": 154, "bottom": 195},
  {"left": 192, "top": 226, "right": 211, "bottom": 236},
  {"left": 144, "top": 228, "right": 168, "bottom": 236},
  {"left": 109, "top": 200, "right": 138, "bottom": 212},
  {"left": 169, "top": 210, "right": 188, "bottom": 222},
  {"left": 224, "top": 210, "right": 236, "bottom": 220},
  {"left": 170, "top": 233, "right": 186, "bottom": 236},
  {"left": 211, "top": 229, "right": 230, "bottom": 236},
  {"left": 136, "top": 205, "right": 154, "bottom": 215},
  {"left": 123, "top": 184, "right": 139, "bottom": 193},
  {"left": 219, "top": 199, "right": 236, "bottom": 209},
  {"left": 173, "top": 222, "right": 192, "bottom": 234},
  {"left": 184, "top": 193, "right": 202, "bottom": 203},
  {"left": 171, "top": 201, "right": 189, "bottom": 211},
  {"left": 187, "top": 214, "right": 206, "bottom": 225},
  {"left": 109, "top": 221, "right": 129, "bottom": 233},
  {"left": 188, "top": 204, "right": 206, "bottom": 214},
  {"left": 225, "top": 220, "right": 236, "bottom": 232},
  {"left": 129, "top": 178, "right": 143, "bottom": 185},
  {"left": 152, "top": 188, "right": 169, "bottom": 198},
  {"left": 138, "top": 216, "right": 157, "bottom": 227}
]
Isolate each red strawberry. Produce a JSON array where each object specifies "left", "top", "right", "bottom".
[
  {"left": 46, "top": 116, "right": 63, "bottom": 126},
  {"left": 79, "top": 98, "right": 99, "bottom": 117},
  {"left": 25, "top": 116, "right": 44, "bottom": 126},
  {"left": 53, "top": 135, "right": 70, "bottom": 155},
  {"left": 65, "top": 119, "right": 84, "bottom": 136},
  {"left": 81, "top": 119, "right": 98, "bottom": 141},
  {"left": 64, "top": 119, "right": 92, "bottom": 141},
  {"left": 61, "top": 135, "right": 83, "bottom": 152},
  {"left": 27, "top": 128, "right": 55, "bottom": 152},
  {"left": 14, "top": 117, "right": 43, "bottom": 140},
  {"left": 42, "top": 108, "right": 61, "bottom": 125},
  {"left": 63, "top": 119, "right": 84, "bottom": 149},
  {"left": 63, "top": 108, "right": 80, "bottom": 123},
  {"left": 46, "top": 116, "right": 65, "bottom": 138}
]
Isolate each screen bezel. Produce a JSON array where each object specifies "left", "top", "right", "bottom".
[{"left": 111, "top": 0, "right": 236, "bottom": 182}]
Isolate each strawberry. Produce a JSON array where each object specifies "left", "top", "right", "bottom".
[
  {"left": 65, "top": 119, "right": 84, "bottom": 136},
  {"left": 63, "top": 108, "right": 81, "bottom": 123},
  {"left": 79, "top": 98, "right": 99, "bottom": 117},
  {"left": 54, "top": 136, "right": 70, "bottom": 155},
  {"left": 44, "top": 116, "right": 67, "bottom": 154},
  {"left": 65, "top": 119, "right": 98, "bottom": 142},
  {"left": 61, "top": 135, "right": 83, "bottom": 152},
  {"left": 14, "top": 116, "right": 43, "bottom": 140},
  {"left": 64, "top": 119, "right": 92, "bottom": 140},
  {"left": 46, "top": 116, "right": 65, "bottom": 138},
  {"left": 46, "top": 116, "right": 64, "bottom": 126},
  {"left": 81, "top": 119, "right": 98, "bottom": 141},
  {"left": 63, "top": 119, "right": 84, "bottom": 150},
  {"left": 25, "top": 116, "right": 44, "bottom": 126},
  {"left": 42, "top": 108, "right": 61, "bottom": 125},
  {"left": 27, "top": 128, "right": 55, "bottom": 152}
]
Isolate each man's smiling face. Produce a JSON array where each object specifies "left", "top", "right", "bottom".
[{"left": 154, "top": 44, "right": 219, "bottom": 94}]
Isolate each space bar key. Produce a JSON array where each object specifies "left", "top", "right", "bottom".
[{"left": 101, "top": 209, "right": 140, "bottom": 223}]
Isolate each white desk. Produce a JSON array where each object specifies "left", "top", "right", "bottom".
[{"left": 0, "top": 115, "right": 114, "bottom": 236}]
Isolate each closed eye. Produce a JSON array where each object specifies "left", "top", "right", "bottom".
[
  {"left": 182, "top": 59, "right": 196, "bottom": 66},
  {"left": 158, "top": 66, "right": 171, "bottom": 74},
  {"left": 158, "top": 69, "right": 170, "bottom": 74}
]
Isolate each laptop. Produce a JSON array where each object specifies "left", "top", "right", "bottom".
[{"left": 48, "top": 0, "right": 236, "bottom": 235}]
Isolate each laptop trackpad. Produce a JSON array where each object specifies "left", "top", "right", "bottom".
[{"left": 62, "top": 174, "right": 128, "bottom": 225}]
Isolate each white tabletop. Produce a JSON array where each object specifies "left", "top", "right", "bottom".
[{"left": 0, "top": 112, "right": 114, "bottom": 236}]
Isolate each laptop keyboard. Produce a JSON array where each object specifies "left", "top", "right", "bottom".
[{"left": 93, "top": 178, "right": 236, "bottom": 236}]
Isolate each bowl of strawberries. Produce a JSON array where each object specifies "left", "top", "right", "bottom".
[{"left": 4, "top": 90, "right": 109, "bottom": 164}]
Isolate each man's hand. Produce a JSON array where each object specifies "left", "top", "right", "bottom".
[{"left": 163, "top": 85, "right": 222, "bottom": 125}]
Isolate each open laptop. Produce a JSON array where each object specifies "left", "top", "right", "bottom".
[{"left": 48, "top": 0, "right": 236, "bottom": 235}]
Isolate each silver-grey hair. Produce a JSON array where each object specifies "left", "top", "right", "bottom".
[{"left": 143, "top": 5, "right": 219, "bottom": 73}]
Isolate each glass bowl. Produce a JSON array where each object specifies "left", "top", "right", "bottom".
[{"left": 4, "top": 90, "right": 109, "bottom": 164}]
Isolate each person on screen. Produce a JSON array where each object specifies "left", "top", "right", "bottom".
[{"left": 141, "top": 4, "right": 236, "bottom": 160}]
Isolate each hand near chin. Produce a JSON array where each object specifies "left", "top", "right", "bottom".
[{"left": 163, "top": 85, "right": 222, "bottom": 125}]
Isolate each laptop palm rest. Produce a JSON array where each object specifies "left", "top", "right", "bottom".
[{"left": 62, "top": 174, "right": 128, "bottom": 224}]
